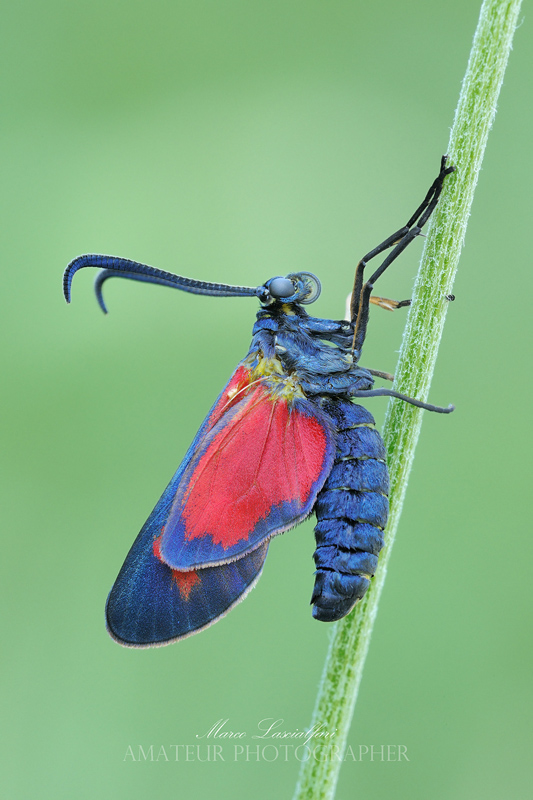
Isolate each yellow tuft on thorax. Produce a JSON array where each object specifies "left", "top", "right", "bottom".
[{"left": 244, "top": 351, "right": 305, "bottom": 403}]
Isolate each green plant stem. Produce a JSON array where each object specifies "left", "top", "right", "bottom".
[{"left": 293, "top": 1, "right": 522, "bottom": 797}]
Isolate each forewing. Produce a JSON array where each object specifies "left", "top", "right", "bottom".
[
  {"left": 105, "top": 357, "right": 335, "bottom": 645},
  {"left": 159, "top": 383, "right": 336, "bottom": 570}
]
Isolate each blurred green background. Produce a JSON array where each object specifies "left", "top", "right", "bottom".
[{"left": 2, "top": 1, "right": 531, "bottom": 798}]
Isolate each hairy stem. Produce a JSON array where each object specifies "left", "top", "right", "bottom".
[{"left": 293, "top": 1, "right": 522, "bottom": 797}]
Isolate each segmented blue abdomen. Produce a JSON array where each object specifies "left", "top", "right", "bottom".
[{"left": 311, "top": 398, "right": 389, "bottom": 622}]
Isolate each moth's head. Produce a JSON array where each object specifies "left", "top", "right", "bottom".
[{"left": 257, "top": 272, "right": 321, "bottom": 307}]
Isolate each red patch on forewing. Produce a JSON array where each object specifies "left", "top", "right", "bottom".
[
  {"left": 180, "top": 385, "right": 328, "bottom": 548},
  {"left": 205, "top": 365, "right": 253, "bottom": 430},
  {"left": 153, "top": 534, "right": 200, "bottom": 600}
]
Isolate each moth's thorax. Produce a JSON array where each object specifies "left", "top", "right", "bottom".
[{"left": 248, "top": 304, "right": 374, "bottom": 398}]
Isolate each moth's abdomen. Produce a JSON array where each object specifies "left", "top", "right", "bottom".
[{"left": 311, "top": 399, "right": 389, "bottom": 622}]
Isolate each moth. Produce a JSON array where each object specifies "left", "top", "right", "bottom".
[{"left": 64, "top": 156, "right": 454, "bottom": 647}]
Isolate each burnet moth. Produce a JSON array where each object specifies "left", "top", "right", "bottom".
[{"left": 64, "top": 156, "right": 454, "bottom": 647}]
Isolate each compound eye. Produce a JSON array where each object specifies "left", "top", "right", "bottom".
[
  {"left": 268, "top": 277, "right": 296, "bottom": 299},
  {"left": 258, "top": 272, "right": 321, "bottom": 306}
]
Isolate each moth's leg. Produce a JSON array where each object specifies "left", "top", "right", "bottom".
[
  {"left": 302, "top": 316, "right": 354, "bottom": 348},
  {"left": 369, "top": 293, "right": 454, "bottom": 312},
  {"left": 369, "top": 295, "right": 411, "bottom": 312},
  {"left": 351, "top": 387, "right": 454, "bottom": 414},
  {"left": 303, "top": 316, "right": 352, "bottom": 335},
  {"left": 351, "top": 157, "right": 454, "bottom": 353},
  {"left": 350, "top": 156, "right": 453, "bottom": 322},
  {"left": 366, "top": 368, "right": 394, "bottom": 382}
]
